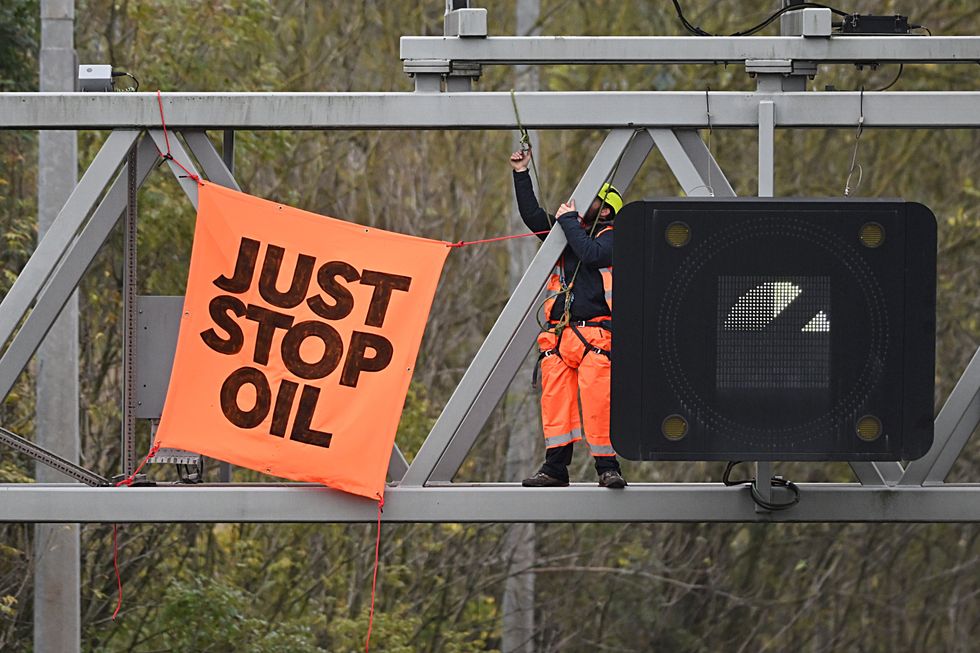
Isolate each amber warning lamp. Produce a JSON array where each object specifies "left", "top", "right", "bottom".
[{"left": 610, "top": 199, "right": 936, "bottom": 461}]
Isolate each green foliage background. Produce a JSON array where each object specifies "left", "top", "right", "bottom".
[{"left": 0, "top": 1, "right": 978, "bottom": 651}]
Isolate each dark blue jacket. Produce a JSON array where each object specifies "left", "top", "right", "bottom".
[{"left": 513, "top": 170, "right": 613, "bottom": 322}]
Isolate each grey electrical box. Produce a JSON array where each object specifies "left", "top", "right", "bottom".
[
  {"left": 781, "top": 8, "right": 833, "bottom": 37},
  {"left": 78, "top": 64, "right": 113, "bottom": 92},
  {"left": 802, "top": 8, "right": 833, "bottom": 37},
  {"left": 444, "top": 8, "right": 487, "bottom": 37}
]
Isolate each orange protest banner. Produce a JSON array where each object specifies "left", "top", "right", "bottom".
[{"left": 154, "top": 182, "right": 448, "bottom": 500}]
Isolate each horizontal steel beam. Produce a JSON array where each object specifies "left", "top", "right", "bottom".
[
  {"left": 400, "top": 36, "right": 980, "bottom": 64},
  {"left": 3, "top": 483, "right": 978, "bottom": 523},
  {"left": 3, "top": 92, "right": 980, "bottom": 129}
]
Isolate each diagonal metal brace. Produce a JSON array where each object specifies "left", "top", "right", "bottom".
[
  {"left": 0, "top": 426, "right": 109, "bottom": 486},
  {"left": 901, "top": 346, "right": 980, "bottom": 485},
  {"left": 0, "top": 134, "right": 161, "bottom": 402},
  {"left": 0, "top": 130, "right": 140, "bottom": 356}
]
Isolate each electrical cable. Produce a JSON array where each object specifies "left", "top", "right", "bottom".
[
  {"left": 671, "top": 1, "right": 849, "bottom": 37},
  {"left": 870, "top": 63, "right": 903, "bottom": 92},
  {"left": 111, "top": 70, "right": 140, "bottom": 91},
  {"left": 844, "top": 86, "right": 865, "bottom": 196},
  {"left": 723, "top": 461, "right": 801, "bottom": 511},
  {"left": 671, "top": 0, "right": 710, "bottom": 36},
  {"left": 683, "top": 88, "right": 716, "bottom": 197}
]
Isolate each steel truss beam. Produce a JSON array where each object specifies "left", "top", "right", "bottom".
[
  {"left": 400, "top": 35, "right": 980, "bottom": 65},
  {"left": 1, "top": 484, "right": 978, "bottom": 523},
  {"left": 4, "top": 92, "right": 980, "bottom": 129},
  {"left": 0, "top": 82, "right": 976, "bottom": 521}
]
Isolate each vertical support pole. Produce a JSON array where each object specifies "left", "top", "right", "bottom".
[
  {"left": 754, "top": 97, "right": 776, "bottom": 512},
  {"left": 122, "top": 145, "right": 138, "bottom": 476},
  {"left": 35, "top": 1, "right": 80, "bottom": 651},
  {"left": 501, "top": 1, "right": 538, "bottom": 651},
  {"left": 758, "top": 101, "right": 775, "bottom": 197}
]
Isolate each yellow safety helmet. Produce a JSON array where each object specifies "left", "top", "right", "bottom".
[{"left": 596, "top": 183, "right": 624, "bottom": 216}]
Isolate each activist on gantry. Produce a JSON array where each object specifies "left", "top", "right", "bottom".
[{"left": 510, "top": 148, "right": 627, "bottom": 489}]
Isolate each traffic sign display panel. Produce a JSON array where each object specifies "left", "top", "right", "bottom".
[{"left": 611, "top": 199, "right": 936, "bottom": 461}]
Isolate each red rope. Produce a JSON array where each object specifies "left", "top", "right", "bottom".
[
  {"left": 115, "top": 442, "right": 161, "bottom": 488},
  {"left": 155, "top": 90, "right": 201, "bottom": 184},
  {"left": 364, "top": 495, "right": 384, "bottom": 652},
  {"left": 110, "top": 441, "right": 162, "bottom": 621},
  {"left": 447, "top": 229, "right": 550, "bottom": 248},
  {"left": 111, "top": 524, "right": 123, "bottom": 621}
]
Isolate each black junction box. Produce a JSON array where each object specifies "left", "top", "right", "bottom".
[{"left": 840, "top": 14, "right": 911, "bottom": 35}]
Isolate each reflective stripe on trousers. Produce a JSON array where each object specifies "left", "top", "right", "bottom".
[{"left": 537, "top": 325, "right": 615, "bottom": 456}]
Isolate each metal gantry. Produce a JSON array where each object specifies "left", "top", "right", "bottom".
[{"left": 1, "top": 23, "right": 979, "bottom": 523}]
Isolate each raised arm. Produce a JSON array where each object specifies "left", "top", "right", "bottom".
[{"left": 510, "top": 149, "right": 553, "bottom": 238}]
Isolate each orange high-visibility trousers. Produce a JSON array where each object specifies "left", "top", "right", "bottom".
[{"left": 537, "top": 325, "right": 615, "bottom": 456}]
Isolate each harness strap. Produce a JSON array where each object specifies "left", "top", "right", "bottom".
[
  {"left": 570, "top": 319, "right": 612, "bottom": 332},
  {"left": 568, "top": 322, "right": 610, "bottom": 358},
  {"left": 531, "top": 347, "right": 558, "bottom": 389}
]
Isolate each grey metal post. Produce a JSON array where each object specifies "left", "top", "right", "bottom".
[
  {"left": 34, "top": 1, "right": 80, "bottom": 651},
  {"left": 502, "top": 2, "right": 539, "bottom": 651},
  {"left": 758, "top": 100, "right": 775, "bottom": 197},
  {"left": 753, "top": 94, "right": 776, "bottom": 511},
  {"left": 122, "top": 145, "right": 138, "bottom": 475}
]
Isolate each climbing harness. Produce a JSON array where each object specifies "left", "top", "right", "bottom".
[{"left": 538, "top": 130, "right": 639, "bottom": 339}]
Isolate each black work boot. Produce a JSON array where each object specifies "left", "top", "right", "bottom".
[
  {"left": 522, "top": 471, "right": 570, "bottom": 487},
  {"left": 598, "top": 470, "right": 627, "bottom": 489},
  {"left": 521, "top": 443, "right": 573, "bottom": 487}
]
